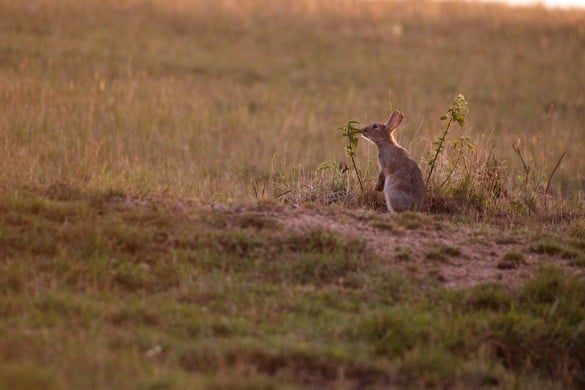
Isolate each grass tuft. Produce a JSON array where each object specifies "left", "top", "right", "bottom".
[
  {"left": 392, "top": 212, "right": 430, "bottom": 230},
  {"left": 463, "top": 283, "right": 513, "bottom": 312},
  {"left": 425, "top": 246, "right": 463, "bottom": 262},
  {"left": 395, "top": 246, "right": 412, "bottom": 261},
  {"left": 530, "top": 239, "right": 579, "bottom": 258},
  {"left": 497, "top": 252, "right": 527, "bottom": 269}
]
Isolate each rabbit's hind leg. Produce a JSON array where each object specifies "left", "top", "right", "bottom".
[
  {"left": 383, "top": 184, "right": 395, "bottom": 213},
  {"left": 385, "top": 183, "right": 415, "bottom": 213}
]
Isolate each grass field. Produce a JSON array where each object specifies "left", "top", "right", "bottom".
[
  {"left": 1, "top": 0, "right": 584, "bottom": 201},
  {"left": 1, "top": 0, "right": 585, "bottom": 388},
  {"left": 1, "top": 189, "right": 584, "bottom": 388}
]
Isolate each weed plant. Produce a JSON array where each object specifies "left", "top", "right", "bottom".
[{"left": 294, "top": 93, "right": 579, "bottom": 223}]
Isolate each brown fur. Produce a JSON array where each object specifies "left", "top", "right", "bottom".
[{"left": 359, "top": 111, "right": 425, "bottom": 212}]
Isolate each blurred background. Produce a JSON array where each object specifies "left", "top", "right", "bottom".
[
  {"left": 0, "top": 0, "right": 583, "bottom": 203},
  {"left": 474, "top": 0, "right": 584, "bottom": 7}
]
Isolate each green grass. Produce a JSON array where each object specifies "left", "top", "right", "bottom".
[
  {"left": 1, "top": 190, "right": 584, "bottom": 387},
  {"left": 1, "top": 0, "right": 585, "bottom": 387},
  {"left": 498, "top": 251, "right": 527, "bottom": 269},
  {"left": 425, "top": 245, "right": 463, "bottom": 262},
  {"left": 530, "top": 238, "right": 580, "bottom": 259},
  {"left": 530, "top": 236, "right": 585, "bottom": 268},
  {"left": 395, "top": 246, "right": 413, "bottom": 261}
]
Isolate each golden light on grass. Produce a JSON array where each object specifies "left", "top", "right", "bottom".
[{"left": 0, "top": 0, "right": 583, "bottom": 208}]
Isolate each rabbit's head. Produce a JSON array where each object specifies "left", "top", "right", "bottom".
[{"left": 359, "top": 111, "right": 404, "bottom": 145}]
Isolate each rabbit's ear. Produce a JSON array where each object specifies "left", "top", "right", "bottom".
[{"left": 385, "top": 111, "right": 404, "bottom": 132}]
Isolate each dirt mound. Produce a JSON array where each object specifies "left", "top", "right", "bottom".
[{"left": 225, "top": 202, "right": 584, "bottom": 288}]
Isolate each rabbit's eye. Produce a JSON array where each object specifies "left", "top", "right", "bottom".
[{"left": 372, "top": 124, "right": 378, "bottom": 129}]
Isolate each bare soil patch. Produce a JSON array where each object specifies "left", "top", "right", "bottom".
[
  {"left": 226, "top": 202, "right": 584, "bottom": 288},
  {"left": 104, "top": 195, "right": 584, "bottom": 288}
]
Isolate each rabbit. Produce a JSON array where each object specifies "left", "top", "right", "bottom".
[{"left": 358, "top": 110, "right": 425, "bottom": 213}]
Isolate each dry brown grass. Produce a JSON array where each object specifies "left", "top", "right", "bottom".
[
  {"left": 2, "top": 3, "right": 585, "bottom": 387},
  {"left": 1, "top": 0, "right": 584, "bottom": 206}
]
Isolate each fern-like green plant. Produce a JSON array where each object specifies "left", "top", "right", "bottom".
[
  {"left": 426, "top": 94, "right": 469, "bottom": 186},
  {"left": 338, "top": 120, "right": 364, "bottom": 192}
]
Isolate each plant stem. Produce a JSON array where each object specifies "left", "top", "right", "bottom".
[
  {"left": 340, "top": 121, "right": 364, "bottom": 193},
  {"left": 426, "top": 118, "right": 452, "bottom": 186},
  {"left": 349, "top": 152, "right": 364, "bottom": 192},
  {"left": 512, "top": 143, "right": 531, "bottom": 186},
  {"left": 436, "top": 153, "right": 462, "bottom": 191},
  {"left": 545, "top": 152, "right": 566, "bottom": 196}
]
